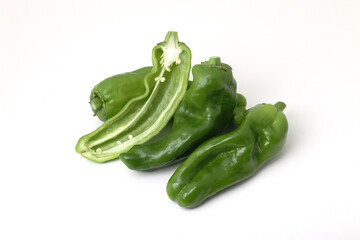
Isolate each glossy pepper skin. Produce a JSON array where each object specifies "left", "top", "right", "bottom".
[
  {"left": 167, "top": 102, "right": 288, "bottom": 208},
  {"left": 90, "top": 67, "right": 152, "bottom": 121},
  {"left": 232, "top": 93, "right": 247, "bottom": 125},
  {"left": 119, "top": 57, "right": 239, "bottom": 171},
  {"left": 76, "top": 31, "right": 191, "bottom": 162}
]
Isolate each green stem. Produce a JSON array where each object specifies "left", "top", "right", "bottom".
[
  {"left": 164, "top": 31, "right": 179, "bottom": 48},
  {"left": 208, "top": 56, "right": 221, "bottom": 65},
  {"left": 274, "top": 101, "right": 286, "bottom": 111}
]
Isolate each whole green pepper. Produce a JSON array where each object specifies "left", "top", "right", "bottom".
[
  {"left": 76, "top": 31, "right": 191, "bottom": 162},
  {"left": 119, "top": 57, "right": 240, "bottom": 171},
  {"left": 167, "top": 102, "right": 288, "bottom": 208},
  {"left": 90, "top": 67, "right": 152, "bottom": 121}
]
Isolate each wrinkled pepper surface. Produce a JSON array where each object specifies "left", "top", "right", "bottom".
[
  {"left": 232, "top": 93, "right": 247, "bottom": 125},
  {"left": 90, "top": 67, "right": 152, "bottom": 121},
  {"left": 120, "top": 57, "right": 239, "bottom": 171},
  {"left": 167, "top": 102, "right": 288, "bottom": 208},
  {"left": 76, "top": 31, "right": 191, "bottom": 162}
]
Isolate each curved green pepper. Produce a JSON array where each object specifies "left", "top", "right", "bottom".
[
  {"left": 167, "top": 102, "right": 288, "bottom": 208},
  {"left": 76, "top": 31, "right": 191, "bottom": 162},
  {"left": 90, "top": 67, "right": 152, "bottom": 121},
  {"left": 119, "top": 57, "right": 239, "bottom": 171}
]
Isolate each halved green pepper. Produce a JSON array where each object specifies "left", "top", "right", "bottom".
[
  {"left": 167, "top": 102, "right": 288, "bottom": 208},
  {"left": 119, "top": 57, "right": 239, "bottom": 171},
  {"left": 76, "top": 31, "right": 191, "bottom": 162}
]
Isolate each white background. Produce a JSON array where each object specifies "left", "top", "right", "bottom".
[{"left": 1, "top": 0, "right": 359, "bottom": 239}]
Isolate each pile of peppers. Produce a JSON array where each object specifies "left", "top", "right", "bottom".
[{"left": 76, "top": 31, "right": 288, "bottom": 208}]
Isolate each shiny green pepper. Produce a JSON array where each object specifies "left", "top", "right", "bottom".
[
  {"left": 76, "top": 31, "right": 191, "bottom": 162},
  {"left": 167, "top": 102, "right": 288, "bottom": 208},
  {"left": 90, "top": 67, "right": 152, "bottom": 121},
  {"left": 119, "top": 57, "right": 239, "bottom": 171}
]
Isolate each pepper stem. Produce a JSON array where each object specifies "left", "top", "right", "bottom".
[
  {"left": 274, "top": 101, "right": 286, "bottom": 111},
  {"left": 208, "top": 56, "right": 221, "bottom": 65},
  {"left": 202, "top": 57, "right": 231, "bottom": 71},
  {"left": 164, "top": 31, "right": 179, "bottom": 48}
]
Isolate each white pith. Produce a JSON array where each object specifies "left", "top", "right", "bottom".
[{"left": 160, "top": 33, "right": 182, "bottom": 73}]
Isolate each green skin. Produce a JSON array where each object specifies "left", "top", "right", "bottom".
[
  {"left": 119, "top": 57, "right": 240, "bottom": 171},
  {"left": 167, "top": 102, "right": 288, "bottom": 208},
  {"left": 90, "top": 67, "right": 152, "bottom": 121},
  {"left": 232, "top": 93, "right": 247, "bottom": 125},
  {"left": 76, "top": 31, "right": 191, "bottom": 162}
]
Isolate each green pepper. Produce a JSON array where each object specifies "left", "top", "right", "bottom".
[
  {"left": 167, "top": 101, "right": 288, "bottom": 208},
  {"left": 76, "top": 31, "right": 191, "bottom": 162},
  {"left": 119, "top": 57, "right": 239, "bottom": 171},
  {"left": 90, "top": 67, "right": 152, "bottom": 121}
]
